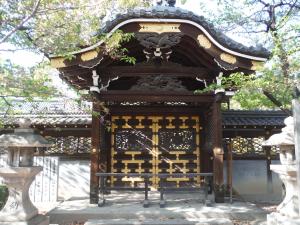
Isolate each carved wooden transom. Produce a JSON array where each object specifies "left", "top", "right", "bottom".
[{"left": 130, "top": 75, "right": 188, "bottom": 92}]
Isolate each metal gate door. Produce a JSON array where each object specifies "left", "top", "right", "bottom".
[{"left": 111, "top": 115, "right": 200, "bottom": 187}]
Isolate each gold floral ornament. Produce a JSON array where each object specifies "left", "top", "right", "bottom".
[
  {"left": 197, "top": 34, "right": 212, "bottom": 49},
  {"left": 220, "top": 53, "right": 237, "bottom": 64},
  {"left": 251, "top": 61, "right": 263, "bottom": 70},
  {"left": 139, "top": 23, "right": 181, "bottom": 34},
  {"left": 50, "top": 57, "right": 66, "bottom": 68},
  {"left": 80, "top": 50, "right": 99, "bottom": 61}
]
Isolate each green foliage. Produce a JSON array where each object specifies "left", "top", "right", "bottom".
[
  {"left": 103, "top": 30, "right": 136, "bottom": 64},
  {"left": 0, "top": 0, "right": 145, "bottom": 113},
  {"left": 0, "top": 59, "right": 59, "bottom": 98},
  {"left": 0, "top": 185, "right": 8, "bottom": 210},
  {"left": 194, "top": 0, "right": 300, "bottom": 110},
  {"left": 0, "top": 0, "right": 147, "bottom": 56}
]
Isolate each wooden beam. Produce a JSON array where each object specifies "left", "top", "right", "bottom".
[
  {"left": 94, "top": 91, "right": 215, "bottom": 103},
  {"left": 98, "top": 65, "right": 212, "bottom": 79},
  {"left": 109, "top": 105, "right": 208, "bottom": 114}
]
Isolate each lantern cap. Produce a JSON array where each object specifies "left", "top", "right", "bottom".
[
  {"left": 263, "top": 117, "right": 294, "bottom": 146},
  {"left": 0, "top": 119, "right": 50, "bottom": 147}
]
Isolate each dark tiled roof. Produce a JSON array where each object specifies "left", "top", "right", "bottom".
[
  {"left": 1, "top": 114, "right": 91, "bottom": 126},
  {"left": 0, "top": 110, "right": 287, "bottom": 128},
  {"left": 222, "top": 110, "right": 287, "bottom": 127},
  {"left": 101, "top": 6, "right": 270, "bottom": 58}
]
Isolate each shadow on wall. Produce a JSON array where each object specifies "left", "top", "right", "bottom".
[
  {"left": 224, "top": 160, "right": 283, "bottom": 203},
  {"left": 58, "top": 160, "right": 90, "bottom": 200}
]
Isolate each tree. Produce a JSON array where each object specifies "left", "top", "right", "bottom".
[
  {"left": 0, "top": 0, "right": 149, "bottom": 55},
  {"left": 0, "top": 0, "right": 149, "bottom": 127},
  {"left": 0, "top": 59, "right": 61, "bottom": 114},
  {"left": 196, "top": 0, "right": 300, "bottom": 110}
]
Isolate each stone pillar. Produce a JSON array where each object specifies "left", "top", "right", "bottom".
[
  {"left": 293, "top": 100, "right": 300, "bottom": 216},
  {"left": 264, "top": 116, "right": 300, "bottom": 225}
]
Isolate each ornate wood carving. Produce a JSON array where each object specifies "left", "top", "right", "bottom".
[
  {"left": 136, "top": 33, "right": 183, "bottom": 62},
  {"left": 136, "top": 33, "right": 183, "bottom": 49},
  {"left": 130, "top": 75, "right": 188, "bottom": 92}
]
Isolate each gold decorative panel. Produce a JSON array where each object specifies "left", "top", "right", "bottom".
[
  {"left": 139, "top": 23, "right": 181, "bottom": 34},
  {"left": 197, "top": 34, "right": 212, "bottom": 49},
  {"left": 111, "top": 115, "right": 201, "bottom": 188},
  {"left": 220, "top": 53, "right": 237, "bottom": 64},
  {"left": 251, "top": 61, "right": 263, "bottom": 70},
  {"left": 80, "top": 50, "right": 98, "bottom": 61},
  {"left": 50, "top": 57, "right": 66, "bottom": 68}
]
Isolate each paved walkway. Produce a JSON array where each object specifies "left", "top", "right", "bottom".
[{"left": 46, "top": 192, "right": 268, "bottom": 225}]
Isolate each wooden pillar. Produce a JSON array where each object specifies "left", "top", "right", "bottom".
[
  {"left": 90, "top": 102, "right": 101, "bottom": 204},
  {"left": 212, "top": 96, "right": 224, "bottom": 203},
  {"left": 292, "top": 100, "right": 300, "bottom": 215},
  {"left": 226, "top": 141, "right": 233, "bottom": 203},
  {"left": 265, "top": 131, "right": 273, "bottom": 193}
]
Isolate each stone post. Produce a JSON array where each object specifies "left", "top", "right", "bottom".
[
  {"left": 0, "top": 119, "right": 50, "bottom": 225},
  {"left": 293, "top": 100, "right": 300, "bottom": 216}
]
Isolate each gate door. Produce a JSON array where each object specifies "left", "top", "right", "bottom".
[
  {"left": 111, "top": 115, "right": 200, "bottom": 188},
  {"left": 156, "top": 116, "right": 200, "bottom": 187}
]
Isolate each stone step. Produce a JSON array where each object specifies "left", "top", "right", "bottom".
[{"left": 85, "top": 218, "right": 233, "bottom": 225}]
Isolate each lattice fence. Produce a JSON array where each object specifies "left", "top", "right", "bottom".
[
  {"left": 224, "top": 137, "right": 280, "bottom": 157},
  {"left": 44, "top": 136, "right": 91, "bottom": 155}
]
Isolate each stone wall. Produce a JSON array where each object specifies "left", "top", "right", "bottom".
[
  {"left": 1, "top": 157, "right": 281, "bottom": 203},
  {"left": 56, "top": 159, "right": 284, "bottom": 203},
  {"left": 57, "top": 160, "right": 90, "bottom": 200},
  {"left": 224, "top": 160, "right": 283, "bottom": 203}
]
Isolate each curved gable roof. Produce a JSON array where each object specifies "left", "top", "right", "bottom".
[
  {"left": 100, "top": 6, "right": 270, "bottom": 59},
  {"left": 50, "top": 6, "right": 270, "bottom": 63}
]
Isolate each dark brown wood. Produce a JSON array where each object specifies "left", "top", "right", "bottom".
[
  {"left": 98, "top": 64, "right": 211, "bottom": 79},
  {"left": 42, "top": 128, "right": 91, "bottom": 137},
  {"left": 223, "top": 129, "right": 282, "bottom": 138},
  {"left": 94, "top": 91, "right": 215, "bottom": 103},
  {"left": 226, "top": 141, "right": 233, "bottom": 203},
  {"left": 212, "top": 96, "right": 224, "bottom": 203},
  {"left": 90, "top": 102, "right": 101, "bottom": 204},
  {"left": 265, "top": 131, "right": 273, "bottom": 193},
  {"left": 109, "top": 105, "right": 208, "bottom": 114}
]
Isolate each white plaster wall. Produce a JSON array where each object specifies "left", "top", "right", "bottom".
[
  {"left": 57, "top": 160, "right": 90, "bottom": 200},
  {"left": 224, "top": 160, "right": 283, "bottom": 203}
]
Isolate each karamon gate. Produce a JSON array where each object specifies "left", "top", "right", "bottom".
[
  {"left": 111, "top": 115, "right": 201, "bottom": 188},
  {"left": 50, "top": 5, "right": 269, "bottom": 203}
]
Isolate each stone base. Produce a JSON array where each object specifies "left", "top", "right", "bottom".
[
  {"left": 268, "top": 212, "right": 300, "bottom": 225},
  {"left": 85, "top": 218, "right": 233, "bottom": 225},
  {"left": 0, "top": 215, "right": 49, "bottom": 225}
]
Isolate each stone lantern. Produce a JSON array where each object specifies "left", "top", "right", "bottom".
[
  {"left": 263, "top": 116, "right": 300, "bottom": 225},
  {"left": 0, "top": 118, "right": 50, "bottom": 225}
]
